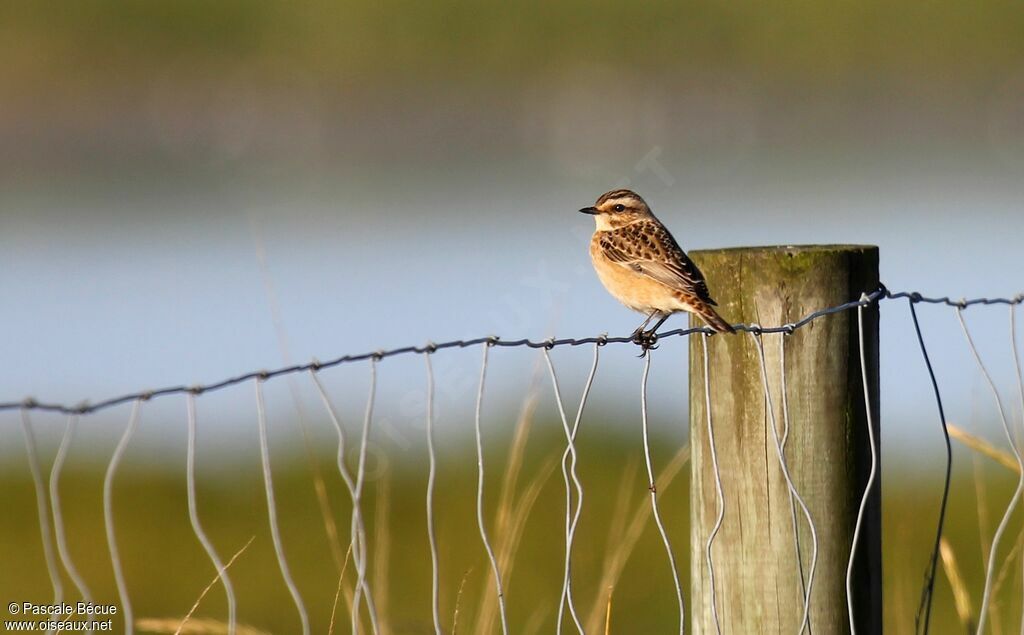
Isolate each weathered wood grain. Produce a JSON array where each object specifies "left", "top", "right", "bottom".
[{"left": 688, "top": 245, "right": 881, "bottom": 634}]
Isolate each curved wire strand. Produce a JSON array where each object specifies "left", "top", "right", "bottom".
[
  {"left": 254, "top": 379, "right": 310, "bottom": 635},
  {"left": 845, "top": 300, "right": 879, "bottom": 635},
  {"left": 309, "top": 366, "right": 379, "bottom": 634},
  {"left": 959, "top": 306, "right": 1024, "bottom": 635},
  {"left": 700, "top": 334, "right": 725, "bottom": 635},
  {"left": 1011, "top": 304, "right": 1024, "bottom": 635},
  {"left": 543, "top": 344, "right": 599, "bottom": 635},
  {"left": 751, "top": 333, "right": 819, "bottom": 634},
  {"left": 779, "top": 335, "right": 808, "bottom": 634},
  {"left": 49, "top": 415, "right": 93, "bottom": 609},
  {"left": 639, "top": 351, "right": 686, "bottom": 635},
  {"left": 186, "top": 394, "right": 236, "bottom": 635},
  {"left": 565, "top": 344, "right": 601, "bottom": 630},
  {"left": 350, "top": 359, "right": 382, "bottom": 635},
  {"left": 543, "top": 346, "right": 583, "bottom": 635},
  {"left": 21, "top": 409, "right": 64, "bottom": 631},
  {"left": 474, "top": 343, "right": 510, "bottom": 635},
  {"left": 907, "top": 299, "right": 951, "bottom": 635},
  {"left": 104, "top": 400, "right": 141, "bottom": 635},
  {"left": 423, "top": 351, "right": 443, "bottom": 635}
]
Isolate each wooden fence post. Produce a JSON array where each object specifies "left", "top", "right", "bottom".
[{"left": 688, "top": 245, "right": 881, "bottom": 633}]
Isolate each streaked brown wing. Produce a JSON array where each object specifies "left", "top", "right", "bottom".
[{"left": 599, "top": 220, "right": 717, "bottom": 306}]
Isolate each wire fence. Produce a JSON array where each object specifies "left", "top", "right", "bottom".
[{"left": 3, "top": 286, "right": 1024, "bottom": 634}]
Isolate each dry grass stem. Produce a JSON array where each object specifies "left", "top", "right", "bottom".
[
  {"left": 451, "top": 567, "right": 473, "bottom": 635},
  {"left": 373, "top": 474, "right": 392, "bottom": 634},
  {"left": 499, "top": 455, "right": 559, "bottom": 574},
  {"left": 474, "top": 373, "right": 546, "bottom": 634},
  {"left": 989, "top": 528, "right": 1024, "bottom": 618},
  {"left": 950, "top": 424, "right": 1020, "bottom": 474},
  {"left": 522, "top": 603, "right": 550, "bottom": 635},
  {"left": 475, "top": 454, "right": 559, "bottom": 632},
  {"left": 972, "top": 451, "right": 1001, "bottom": 634},
  {"left": 171, "top": 536, "right": 255, "bottom": 635},
  {"left": 604, "top": 587, "right": 613, "bottom": 635},
  {"left": 494, "top": 393, "right": 540, "bottom": 540},
  {"left": 328, "top": 544, "right": 355, "bottom": 635},
  {"left": 583, "top": 459, "right": 638, "bottom": 632},
  {"left": 939, "top": 537, "right": 975, "bottom": 632},
  {"left": 137, "top": 618, "right": 270, "bottom": 635},
  {"left": 584, "top": 443, "right": 690, "bottom": 633}
]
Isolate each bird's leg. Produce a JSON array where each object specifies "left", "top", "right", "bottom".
[
  {"left": 633, "top": 311, "right": 664, "bottom": 356},
  {"left": 631, "top": 311, "right": 659, "bottom": 343},
  {"left": 644, "top": 313, "right": 672, "bottom": 338}
]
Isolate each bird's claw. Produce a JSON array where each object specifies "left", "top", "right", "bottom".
[{"left": 632, "top": 329, "right": 660, "bottom": 356}]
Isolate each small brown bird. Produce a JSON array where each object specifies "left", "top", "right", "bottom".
[{"left": 580, "top": 189, "right": 734, "bottom": 340}]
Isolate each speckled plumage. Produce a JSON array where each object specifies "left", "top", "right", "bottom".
[{"left": 582, "top": 189, "right": 734, "bottom": 334}]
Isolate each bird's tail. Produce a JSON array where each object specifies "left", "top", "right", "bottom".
[{"left": 694, "top": 302, "right": 735, "bottom": 334}]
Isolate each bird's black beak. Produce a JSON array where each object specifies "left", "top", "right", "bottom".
[{"left": 579, "top": 206, "right": 599, "bottom": 215}]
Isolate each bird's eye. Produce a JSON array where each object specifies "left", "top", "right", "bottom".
[{"left": 613, "top": 204, "right": 625, "bottom": 212}]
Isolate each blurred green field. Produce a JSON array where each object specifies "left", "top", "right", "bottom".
[
  {"left": 2, "top": 414, "right": 1023, "bottom": 634},
  {"left": 2, "top": 2, "right": 1022, "bottom": 633},
  {"left": 5, "top": 0, "right": 1023, "bottom": 83}
]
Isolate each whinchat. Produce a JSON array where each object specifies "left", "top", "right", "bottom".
[{"left": 580, "top": 189, "right": 735, "bottom": 339}]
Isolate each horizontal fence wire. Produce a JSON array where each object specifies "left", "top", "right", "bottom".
[
  {"left": 6, "top": 283, "right": 1024, "bottom": 635},
  {"left": 5, "top": 287, "right": 1022, "bottom": 417}
]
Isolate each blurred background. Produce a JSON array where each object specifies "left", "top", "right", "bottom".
[{"left": 2, "top": 1, "right": 1023, "bottom": 632}]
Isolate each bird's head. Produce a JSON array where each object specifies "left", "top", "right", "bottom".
[{"left": 579, "top": 189, "right": 654, "bottom": 230}]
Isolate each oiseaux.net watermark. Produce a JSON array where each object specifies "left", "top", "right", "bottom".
[{"left": 5, "top": 602, "right": 116, "bottom": 632}]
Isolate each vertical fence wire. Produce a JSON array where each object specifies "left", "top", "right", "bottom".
[
  {"left": 568, "top": 347, "right": 600, "bottom": 553},
  {"left": 700, "top": 334, "right": 725, "bottom": 635},
  {"left": 11, "top": 289, "right": 1024, "bottom": 634},
  {"left": 751, "top": 332, "right": 818, "bottom": 634},
  {"left": 639, "top": 351, "right": 685, "bottom": 635},
  {"left": 1009, "top": 304, "right": 1024, "bottom": 434},
  {"left": 350, "top": 359, "right": 382, "bottom": 635},
  {"left": 542, "top": 346, "right": 583, "bottom": 635},
  {"left": 185, "top": 394, "right": 236, "bottom": 635},
  {"left": 254, "top": 379, "right": 311, "bottom": 635},
  {"left": 845, "top": 299, "right": 879, "bottom": 635},
  {"left": 474, "top": 343, "right": 510, "bottom": 635},
  {"left": 309, "top": 366, "right": 379, "bottom": 634},
  {"left": 566, "top": 344, "right": 601, "bottom": 631},
  {"left": 543, "top": 343, "right": 599, "bottom": 635},
  {"left": 20, "top": 409, "right": 63, "bottom": 635},
  {"left": 906, "top": 299, "right": 952, "bottom": 635},
  {"left": 423, "top": 350, "right": 443, "bottom": 635},
  {"left": 779, "top": 333, "right": 816, "bottom": 635},
  {"left": 104, "top": 400, "right": 141, "bottom": 635},
  {"left": 958, "top": 306, "right": 1024, "bottom": 635},
  {"left": 1011, "top": 304, "right": 1024, "bottom": 635},
  {"left": 49, "top": 415, "right": 93, "bottom": 608}
]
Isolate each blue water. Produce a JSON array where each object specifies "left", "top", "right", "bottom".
[{"left": 1, "top": 165, "right": 1021, "bottom": 467}]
